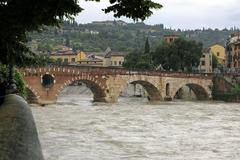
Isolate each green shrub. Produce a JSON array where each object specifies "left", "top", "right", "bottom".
[
  {"left": 14, "top": 71, "right": 27, "bottom": 98},
  {"left": 212, "top": 84, "right": 240, "bottom": 102},
  {"left": 0, "top": 64, "right": 26, "bottom": 98}
]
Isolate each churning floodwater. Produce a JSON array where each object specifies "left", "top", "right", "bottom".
[{"left": 31, "top": 87, "right": 240, "bottom": 160}]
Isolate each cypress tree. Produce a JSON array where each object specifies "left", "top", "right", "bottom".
[{"left": 144, "top": 37, "right": 150, "bottom": 54}]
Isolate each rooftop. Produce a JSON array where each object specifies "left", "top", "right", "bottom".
[{"left": 105, "top": 51, "right": 129, "bottom": 58}]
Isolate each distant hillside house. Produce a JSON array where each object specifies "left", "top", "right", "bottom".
[
  {"left": 198, "top": 48, "right": 213, "bottom": 73},
  {"left": 163, "top": 34, "right": 180, "bottom": 43},
  {"left": 50, "top": 46, "right": 86, "bottom": 64},
  {"left": 226, "top": 32, "right": 240, "bottom": 70},
  {"left": 104, "top": 48, "right": 128, "bottom": 67},
  {"left": 209, "top": 44, "right": 226, "bottom": 65}
]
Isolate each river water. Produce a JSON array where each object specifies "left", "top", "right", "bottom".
[{"left": 31, "top": 87, "right": 240, "bottom": 160}]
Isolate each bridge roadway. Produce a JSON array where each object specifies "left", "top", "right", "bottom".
[{"left": 20, "top": 65, "right": 213, "bottom": 104}]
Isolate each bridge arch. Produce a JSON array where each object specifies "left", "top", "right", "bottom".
[
  {"left": 26, "top": 87, "right": 39, "bottom": 104},
  {"left": 57, "top": 77, "right": 107, "bottom": 102},
  {"left": 117, "top": 79, "right": 162, "bottom": 101},
  {"left": 172, "top": 83, "right": 210, "bottom": 100}
]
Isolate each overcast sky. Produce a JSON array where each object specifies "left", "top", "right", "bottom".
[{"left": 75, "top": 0, "right": 240, "bottom": 29}]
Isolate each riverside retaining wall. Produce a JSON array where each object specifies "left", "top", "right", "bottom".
[{"left": 0, "top": 94, "right": 44, "bottom": 160}]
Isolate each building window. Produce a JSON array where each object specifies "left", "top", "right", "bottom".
[
  {"left": 71, "top": 58, "right": 75, "bottom": 62},
  {"left": 114, "top": 61, "right": 117, "bottom": 65},
  {"left": 201, "top": 61, "right": 205, "bottom": 66},
  {"left": 217, "top": 52, "right": 220, "bottom": 57},
  {"left": 64, "top": 58, "right": 68, "bottom": 63},
  {"left": 202, "top": 55, "right": 205, "bottom": 58},
  {"left": 110, "top": 61, "right": 112, "bottom": 65},
  {"left": 56, "top": 58, "right": 62, "bottom": 64},
  {"left": 119, "top": 61, "right": 122, "bottom": 65}
]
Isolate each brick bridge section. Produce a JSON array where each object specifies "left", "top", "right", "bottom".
[{"left": 20, "top": 66, "right": 213, "bottom": 104}]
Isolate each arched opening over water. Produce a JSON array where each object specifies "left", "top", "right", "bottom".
[
  {"left": 119, "top": 80, "right": 162, "bottom": 101},
  {"left": 41, "top": 74, "right": 54, "bottom": 88},
  {"left": 57, "top": 80, "right": 106, "bottom": 103},
  {"left": 174, "top": 83, "right": 209, "bottom": 100}
]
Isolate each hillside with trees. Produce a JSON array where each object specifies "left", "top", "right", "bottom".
[{"left": 29, "top": 20, "right": 239, "bottom": 53}]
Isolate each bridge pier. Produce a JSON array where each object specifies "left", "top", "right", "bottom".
[
  {"left": 147, "top": 95, "right": 163, "bottom": 101},
  {"left": 93, "top": 96, "right": 117, "bottom": 103},
  {"left": 164, "top": 96, "right": 173, "bottom": 101}
]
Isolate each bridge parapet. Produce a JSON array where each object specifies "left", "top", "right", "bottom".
[{"left": 20, "top": 65, "right": 213, "bottom": 79}]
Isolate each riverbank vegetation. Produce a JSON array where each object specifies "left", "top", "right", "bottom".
[
  {"left": 212, "top": 77, "right": 240, "bottom": 102},
  {"left": 212, "top": 85, "right": 240, "bottom": 102}
]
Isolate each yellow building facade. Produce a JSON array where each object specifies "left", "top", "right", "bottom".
[
  {"left": 210, "top": 44, "right": 226, "bottom": 65},
  {"left": 50, "top": 50, "right": 86, "bottom": 64}
]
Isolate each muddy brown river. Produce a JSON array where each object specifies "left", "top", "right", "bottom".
[{"left": 32, "top": 91, "right": 240, "bottom": 160}]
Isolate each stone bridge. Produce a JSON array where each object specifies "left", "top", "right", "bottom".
[{"left": 20, "top": 66, "right": 213, "bottom": 104}]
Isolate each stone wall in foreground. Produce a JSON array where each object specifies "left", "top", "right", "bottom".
[{"left": 0, "top": 94, "right": 44, "bottom": 160}]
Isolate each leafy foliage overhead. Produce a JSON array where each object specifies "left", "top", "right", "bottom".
[
  {"left": 0, "top": 0, "right": 82, "bottom": 66},
  {"left": 102, "top": 0, "right": 162, "bottom": 21},
  {"left": 0, "top": 0, "right": 162, "bottom": 66}
]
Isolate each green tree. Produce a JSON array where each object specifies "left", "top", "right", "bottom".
[
  {"left": 0, "top": 0, "right": 162, "bottom": 95},
  {"left": 212, "top": 54, "right": 223, "bottom": 69},
  {"left": 0, "top": 64, "right": 26, "bottom": 98},
  {"left": 123, "top": 51, "right": 141, "bottom": 69},
  {"left": 152, "top": 38, "right": 203, "bottom": 72},
  {"left": 144, "top": 37, "right": 150, "bottom": 54},
  {"left": 0, "top": 0, "right": 82, "bottom": 67},
  {"left": 65, "top": 35, "right": 71, "bottom": 47},
  {"left": 0, "top": 0, "right": 162, "bottom": 67},
  {"left": 123, "top": 50, "right": 153, "bottom": 70}
]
